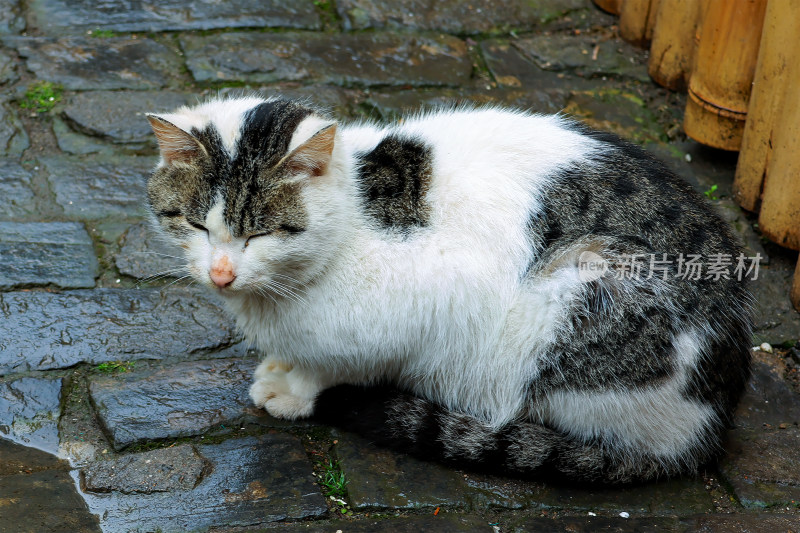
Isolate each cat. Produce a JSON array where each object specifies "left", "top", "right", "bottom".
[{"left": 145, "top": 95, "right": 752, "bottom": 484}]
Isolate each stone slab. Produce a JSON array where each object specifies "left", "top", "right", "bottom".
[
  {"left": 749, "top": 257, "right": 800, "bottom": 345},
  {"left": 222, "top": 85, "right": 362, "bottom": 119},
  {"left": 0, "top": 377, "right": 62, "bottom": 455},
  {"left": 0, "top": 160, "right": 36, "bottom": 219},
  {"left": 0, "top": 222, "right": 98, "bottom": 289},
  {"left": 722, "top": 351, "right": 800, "bottom": 508},
  {"left": 363, "top": 87, "right": 568, "bottom": 121},
  {"left": 28, "top": 0, "right": 321, "bottom": 35},
  {"left": 564, "top": 89, "right": 663, "bottom": 144},
  {"left": 336, "top": 0, "right": 584, "bottom": 33},
  {"left": 62, "top": 90, "right": 191, "bottom": 147},
  {"left": 735, "top": 350, "right": 800, "bottom": 429},
  {"left": 0, "top": 50, "right": 18, "bottom": 85},
  {"left": 480, "top": 39, "right": 595, "bottom": 91},
  {"left": 8, "top": 36, "right": 182, "bottom": 90},
  {"left": 0, "top": 104, "right": 29, "bottom": 155},
  {"left": 511, "top": 33, "right": 650, "bottom": 82},
  {"left": 181, "top": 32, "right": 471, "bottom": 87},
  {"left": 76, "top": 435, "right": 327, "bottom": 532},
  {"left": 0, "top": 0, "right": 24, "bottom": 35},
  {"left": 0, "top": 287, "right": 240, "bottom": 375},
  {"left": 507, "top": 515, "right": 687, "bottom": 533},
  {"left": 0, "top": 438, "right": 66, "bottom": 476},
  {"left": 81, "top": 444, "right": 208, "bottom": 494},
  {"left": 686, "top": 513, "right": 800, "bottom": 532},
  {"left": 335, "top": 432, "right": 711, "bottom": 513},
  {"left": 248, "top": 514, "right": 493, "bottom": 532},
  {"left": 88, "top": 358, "right": 274, "bottom": 450},
  {"left": 116, "top": 221, "right": 185, "bottom": 280},
  {"left": 720, "top": 426, "right": 800, "bottom": 508},
  {"left": 0, "top": 469, "right": 101, "bottom": 533},
  {"left": 41, "top": 155, "right": 155, "bottom": 219}
]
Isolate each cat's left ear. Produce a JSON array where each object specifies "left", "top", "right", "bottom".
[
  {"left": 283, "top": 124, "right": 337, "bottom": 178},
  {"left": 147, "top": 114, "right": 207, "bottom": 166}
]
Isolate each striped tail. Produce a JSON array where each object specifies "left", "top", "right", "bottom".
[{"left": 313, "top": 384, "right": 702, "bottom": 484}]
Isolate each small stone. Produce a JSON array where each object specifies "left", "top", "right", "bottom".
[
  {"left": 759, "top": 342, "right": 773, "bottom": 354},
  {"left": 0, "top": 221, "right": 98, "bottom": 289},
  {"left": 81, "top": 445, "right": 208, "bottom": 494},
  {"left": 619, "top": 511, "right": 630, "bottom": 518}
]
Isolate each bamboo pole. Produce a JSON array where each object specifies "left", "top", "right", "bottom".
[
  {"left": 683, "top": 0, "right": 768, "bottom": 151},
  {"left": 593, "top": 0, "right": 622, "bottom": 15},
  {"left": 647, "top": 0, "right": 703, "bottom": 91},
  {"left": 757, "top": 56, "right": 800, "bottom": 252},
  {"left": 792, "top": 257, "right": 800, "bottom": 313},
  {"left": 733, "top": 0, "right": 800, "bottom": 212},
  {"left": 619, "top": 0, "right": 660, "bottom": 47}
]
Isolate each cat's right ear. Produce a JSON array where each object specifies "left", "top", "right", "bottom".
[{"left": 147, "top": 114, "right": 206, "bottom": 166}]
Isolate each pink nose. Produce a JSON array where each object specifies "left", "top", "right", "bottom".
[{"left": 210, "top": 256, "right": 236, "bottom": 288}]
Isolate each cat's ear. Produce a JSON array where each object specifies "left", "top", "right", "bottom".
[
  {"left": 283, "top": 124, "right": 337, "bottom": 178},
  {"left": 147, "top": 114, "right": 206, "bottom": 166}
]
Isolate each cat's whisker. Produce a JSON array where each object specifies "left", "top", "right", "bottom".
[
  {"left": 258, "top": 280, "right": 307, "bottom": 306},
  {"left": 268, "top": 279, "right": 309, "bottom": 302},
  {"left": 253, "top": 286, "right": 279, "bottom": 306},
  {"left": 128, "top": 250, "right": 187, "bottom": 261},
  {"left": 163, "top": 274, "right": 194, "bottom": 289}
]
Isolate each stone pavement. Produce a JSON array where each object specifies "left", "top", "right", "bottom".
[{"left": 0, "top": 1, "right": 799, "bottom": 531}]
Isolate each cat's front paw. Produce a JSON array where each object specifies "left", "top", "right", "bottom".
[{"left": 248, "top": 360, "right": 318, "bottom": 420}]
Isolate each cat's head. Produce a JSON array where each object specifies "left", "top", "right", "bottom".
[{"left": 145, "top": 96, "right": 345, "bottom": 298}]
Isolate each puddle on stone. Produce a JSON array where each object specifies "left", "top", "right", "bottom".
[{"left": 0, "top": 376, "right": 63, "bottom": 456}]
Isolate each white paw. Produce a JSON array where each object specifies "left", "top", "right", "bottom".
[{"left": 248, "top": 361, "right": 317, "bottom": 420}]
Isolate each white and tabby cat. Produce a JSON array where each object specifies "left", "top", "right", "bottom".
[{"left": 145, "top": 96, "right": 751, "bottom": 483}]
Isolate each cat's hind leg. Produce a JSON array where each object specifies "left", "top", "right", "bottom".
[{"left": 249, "top": 359, "right": 329, "bottom": 420}]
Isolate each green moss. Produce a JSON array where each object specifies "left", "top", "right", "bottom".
[
  {"left": 96, "top": 360, "right": 136, "bottom": 373},
  {"left": 19, "top": 81, "right": 63, "bottom": 113},
  {"left": 88, "top": 28, "right": 116, "bottom": 38}
]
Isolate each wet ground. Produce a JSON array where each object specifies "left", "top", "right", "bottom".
[{"left": 1, "top": 0, "right": 799, "bottom": 532}]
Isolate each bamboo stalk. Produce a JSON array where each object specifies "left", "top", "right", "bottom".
[
  {"left": 619, "top": 0, "right": 660, "bottom": 47},
  {"left": 647, "top": 0, "right": 703, "bottom": 90},
  {"left": 593, "top": 0, "right": 623, "bottom": 15},
  {"left": 792, "top": 257, "right": 800, "bottom": 313},
  {"left": 683, "top": 0, "right": 768, "bottom": 151},
  {"left": 733, "top": 0, "right": 800, "bottom": 212},
  {"left": 757, "top": 55, "right": 800, "bottom": 252}
]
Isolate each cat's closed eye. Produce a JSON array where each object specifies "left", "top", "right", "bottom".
[{"left": 187, "top": 220, "right": 209, "bottom": 234}]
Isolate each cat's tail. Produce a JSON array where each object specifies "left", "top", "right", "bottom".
[{"left": 313, "top": 385, "right": 699, "bottom": 484}]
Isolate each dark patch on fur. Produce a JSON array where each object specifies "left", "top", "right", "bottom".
[{"left": 354, "top": 134, "right": 433, "bottom": 232}]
